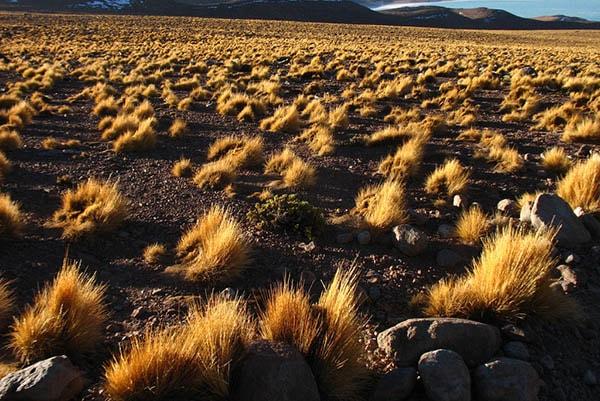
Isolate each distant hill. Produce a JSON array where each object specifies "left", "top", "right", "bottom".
[{"left": 1, "top": 0, "right": 599, "bottom": 30}]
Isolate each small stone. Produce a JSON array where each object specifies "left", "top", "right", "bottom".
[
  {"left": 497, "top": 199, "right": 518, "bottom": 216},
  {"left": 370, "top": 367, "right": 417, "bottom": 401},
  {"left": 453, "top": 195, "right": 464, "bottom": 208},
  {"left": 437, "top": 224, "right": 454, "bottom": 238},
  {"left": 357, "top": 231, "right": 371, "bottom": 245},
  {"left": 564, "top": 254, "right": 579, "bottom": 264},
  {"left": 336, "top": 232, "right": 353, "bottom": 244},
  {"left": 583, "top": 370, "right": 597, "bottom": 386},
  {"left": 419, "top": 349, "right": 471, "bottom": 401},
  {"left": 392, "top": 224, "right": 429, "bottom": 256},
  {"left": 556, "top": 265, "right": 583, "bottom": 292},
  {"left": 503, "top": 341, "right": 529, "bottom": 361},
  {"left": 436, "top": 249, "right": 462, "bottom": 268},
  {"left": 298, "top": 241, "right": 316, "bottom": 252}
]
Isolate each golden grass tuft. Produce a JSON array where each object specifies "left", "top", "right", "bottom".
[
  {"left": 174, "top": 206, "right": 250, "bottom": 282},
  {"left": 113, "top": 118, "right": 157, "bottom": 153},
  {"left": 378, "top": 136, "right": 428, "bottom": 179},
  {"left": 0, "top": 127, "right": 23, "bottom": 151},
  {"left": 486, "top": 145, "right": 524, "bottom": 173},
  {"left": 41, "top": 137, "right": 80, "bottom": 150},
  {"left": 193, "top": 159, "right": 236, "bottom": 190},
  {"left": 260, "top": 268, "right": 368, "bottom": 400},
  {"left": 264, "top": 148, "right": 297, "bottom": 174},
  {"left": 455, "top": 206, "right": 489, "bottom": 245},
  {"left": 172, "top": 158, "right": 193, "bottom": 178},
  {"left": 281, "top": 159, "right": 317, "bottom": 190},
  {"left": 104, "top": 294, "right": 253, "bottom": 401},
  {"left": 354, "top": 180, "right": 407, "bottom": 230},
  {"left": 562, "top": 117, "right": 600, "bottom": 143},
  {"left": 143, "top": 243, "right": 167, "bottom": 264},
  {"left": 265, "top": 148, "right": 316, "bottom": 189},
  {"left": 365, "top": 124, "right": 414, "bottom": 146},
  {"left": 556, "top": 153, "right": 600, "bottom": 211},
  {"left": 168, "top": 118, "right": 187, "bottom": 138},
  {"left": 422, "top": 225, "right": 578, "bottom": 321},
  {"left": 48, "top": 178, "right": 128, "bottom": 239},
  {"left": 0, "top": 193, "right": 24, "bottom": 237},
  {"left": 260, "top": 105, "right": 301, "bottom": 133},
  {"left": 260, "top": 278, "right": 320, "bottom": 355},
  {"left": 310, "top": 267, "right": 368, "bottom": 400},
  {"left": 11, "top": 260, "right": 108, "bottom": 363},
  {"left": 425, "top": 159, "right": 470, "bottom": 196},
  {"left": 298, "top": 124, "right": 335, "bottom": 156},
  {"left": 207, "top": 135, "right": 264, "bottom": 169},
  {"left": 541, "top": 147, "right": 571, "bottom": 174}
]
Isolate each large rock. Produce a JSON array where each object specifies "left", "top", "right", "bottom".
[
  {"left": 231, "top": 340, "right": 320, "bottom": 401},
  {"left": 377, "top": 318, "right": 501, "bottom": 367},
  {"left": 0, "top": 355, "right": 85, "bottom": 401},
  {"left": 370, "top": 367, "right": 417, "bottom": 401},
  {"left": 530, "top": 193, "right": 590, "bottom": 246},
  {"left": 418, "top": 349, "right": 471, "bottom": 401},
  {"left": 392, "top": 225, "right": 429, "bottom": 256},
  {"left": 474, "top": 357, "right": 542, "bottom": 401}
]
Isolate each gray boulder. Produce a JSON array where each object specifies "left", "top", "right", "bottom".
[
  {"left": 418, "top": 349, "right": 471, "bottom": 401},
  {"left": 370, "top": 367, "right": 417, "bottom": 401},
  {"left": 0, "top": 355, "right": 85, "bottom": 401},
  {"left": 474, "top": 357, "right": 541, "bottom": 401},
  {"left": 231, "top": 340, "right": 320, "bottom": 401},
  {"left": 392, "top": 225, "right": 428, "bottom": 256},
  {"left": 530, "top": 193, "right": 590, "bottom": 246},
  {"left": 377, "top": 318, "right": 501, "bottom": 367}
]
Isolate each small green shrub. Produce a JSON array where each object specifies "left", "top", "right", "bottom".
[{"left": 247, "top": 194, "right": 324, "bottom": 240}]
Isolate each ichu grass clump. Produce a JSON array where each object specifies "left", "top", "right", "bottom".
[
  {"left": 172, "top": 206, "right": 251, "bottom": 282},
  {"left": 11, "top": 260, "right": 108, "bottom": 363},
  {"left": 48, "top": 179, "right": 128, "bottom": 239},
  {"left": 422, "top": 225, "right": 578, "bottom": 322}
]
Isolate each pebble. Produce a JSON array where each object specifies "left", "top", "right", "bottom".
[{"left": 357, "top": 230, "right": 371, "bottom": 245}]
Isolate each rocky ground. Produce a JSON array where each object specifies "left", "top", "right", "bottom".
[{"left": 0, "top": 13, "right": 599, "bottom": 401}]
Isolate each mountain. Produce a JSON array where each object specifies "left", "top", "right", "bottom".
[
  {"left": 381, "top": 5, "right": 599, "bottom": 29},
  {"left": 1, "top": 0, "right": 599, "bottom": 29}
]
